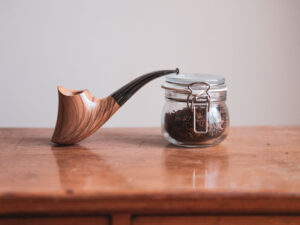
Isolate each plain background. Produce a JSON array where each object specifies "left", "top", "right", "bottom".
[{"left": 0, "top": 0, "right": 299, "bottom": 128}]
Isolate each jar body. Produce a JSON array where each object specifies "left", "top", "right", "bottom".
[{"left": 161, "top": 93, "right": 229, "bottom": 148}]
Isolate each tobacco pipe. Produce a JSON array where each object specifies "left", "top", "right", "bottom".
[{"left": 52, "top": 68, "right": 179, "bottom": 145}]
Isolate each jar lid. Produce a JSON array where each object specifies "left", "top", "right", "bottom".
[{"left": 165, "top": 73, "right": 225, "bottom": 85}]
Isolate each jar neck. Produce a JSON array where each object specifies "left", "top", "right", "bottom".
[{"left": 163, "top": 82, "right": 227, "bottom": 102}]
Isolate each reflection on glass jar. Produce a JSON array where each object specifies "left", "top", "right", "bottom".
[{"left": 161, "top": 74, "right": 229, "bottom": 148}]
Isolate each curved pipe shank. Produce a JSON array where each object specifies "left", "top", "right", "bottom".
[
  {"left": 111, "top": 68, "right": 179, "bottom": 106},
  {"left": 52, "top": 69, "right": 179, "bottom": 145}
]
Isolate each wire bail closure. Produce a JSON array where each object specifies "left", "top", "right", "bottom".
[
  {"left": 187, "top": 82, "right": 210, "bottom": 134},
  {"left": 161, "top": 82, "right": 211, "bottom": 107},
  {"left": 186, "top": 82, "right": 211, "bottom": 111}
]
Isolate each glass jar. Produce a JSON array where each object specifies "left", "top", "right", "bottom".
[{"left": 161, "top": 74, "right": 229, "bottom": 148}]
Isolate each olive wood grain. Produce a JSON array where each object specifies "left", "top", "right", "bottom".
[{"left": 51, "top": 87, "right": 119, "bottom": 145}]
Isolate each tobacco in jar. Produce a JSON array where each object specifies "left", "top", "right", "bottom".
[{"left": 161, "top": 74, "right": 229, "bottom": 147}]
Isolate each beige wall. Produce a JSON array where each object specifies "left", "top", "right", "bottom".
[{"left": 1, "top": 0, "right": 300, "bottom": 127}]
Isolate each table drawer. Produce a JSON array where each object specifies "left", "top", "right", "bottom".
[
  {"left": 0, "top": 216, "right": 109, "bottom": 225},
  {"left": 133, "top": 216, "right": 300, "bottom": 225}
]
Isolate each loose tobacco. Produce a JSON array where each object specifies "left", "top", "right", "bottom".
[{"left": 164, "top": 105, "right": 228, "bottom": 143}]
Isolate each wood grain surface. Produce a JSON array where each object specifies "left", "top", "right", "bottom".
[
  {"left": 51, "top": 87, "right": 119, "bottom": 145},
  {"left": 0, "top": 127, "right": 300, "bottom": 216},
  {"left": 133, "top": 216, "right": 300, "bottom": 225},
  {"left": 0, "top": 217, "right": 109, "bottom": 225}
]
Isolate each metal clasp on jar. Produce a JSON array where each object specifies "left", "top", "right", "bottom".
[{"left": 187, "top": 82, "right": 211, "bottom": 134}]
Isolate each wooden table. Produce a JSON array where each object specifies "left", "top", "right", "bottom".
[{"left": 0, "top": 127, "right": 300, "bottom": 225}]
